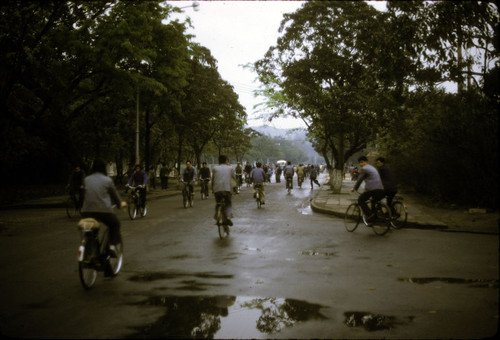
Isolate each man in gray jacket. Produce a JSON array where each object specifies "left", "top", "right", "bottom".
[
  {"left": 351, "top": 156, "right": 385, "bottom": 221},
  {"left": 212, "top": 155, "right": 235, "bottom": 226}
]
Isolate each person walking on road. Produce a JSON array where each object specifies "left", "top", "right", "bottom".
[
  {"left": 376, "top": 157, "right": 398, "bottom": 214},
  {"left": 350, "top": 156, "right": 385, "bottom": 222},
  {"left": 67, "top": 165, "right": 86, "bottom": 210},
  {"left": 212, "top": 155, "right": 235, "bottom": 226},
  {"left": 309, "top": 165, "right": 320, "bottom": 188},
  {"left": 284, "top": 161, "right": 295, "bottom": 190}
]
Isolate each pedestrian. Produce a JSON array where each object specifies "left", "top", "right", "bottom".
[
  {"left": 309, "top": 165, "right": 320, "bottom": 188},
  {"left": 275, "top": 163, "right": 282, "bottom": 183},
  {"left": 350, "top": 156, "right": 385, "bottom": 222},
  {"left": 375, "top": 157, "right": 398, "bottom": 214},
  {"left": 66, "top": 164, "right": 86, "bottom": 210}
]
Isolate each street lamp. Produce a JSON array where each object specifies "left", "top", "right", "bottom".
[{"left": 135, "top": 1, "right": 200, "bottom": 165}]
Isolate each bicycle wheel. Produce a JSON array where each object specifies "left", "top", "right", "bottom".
[
  {"left": 189, "top": 194, "right": 194, "bottom": 207},
  {"left": 140, "top": 203, "right": 147, "bottom": 217},
  {"left": 216, "top": 206, "right": 229, "bottom": 239},
  {"left": 107, "top": 241, "right": 123, "bottom": 276},
  {"left": 183, "top": 191, "right": 188, "bottom": 208},
  {"left": 391, "top": 201, "right": 407, "bottom": 229},
  {"left": 128, "top": 197, "right": 137, "bottom": 220},
  {"left": 78, "top": 236, "right": 97, "bottom": 289},
  {"left": 66, "top": 198, "right": 77, "bottom": 218},
  {"left": 344, "top": 203, "right": 361, "bottom": 232},
  {"left": 372, "top": 203, "right": 391, "bottom": 236}
]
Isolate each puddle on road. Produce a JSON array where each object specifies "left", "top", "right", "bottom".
[
  {"left": 344, "top": 311, "right": 414, "bottom": 331},
  {"left": 126, "top": 295, "right": 328, "bottom": 339},
  {"left": 398, "top": 277, "right": 499, "bottom": 288},
  {"left": 301, "top": 248, "right": 337, "bottom": 257}
]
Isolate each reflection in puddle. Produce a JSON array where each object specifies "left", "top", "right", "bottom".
[
  {"left": 126, "top": 296, "right": 327, "bottom": 338},
  {"left": 344, "top": 311, "right": 413, "bottom": 331},
  {"left": 399, "top": 277, "right": 499, "bottom": 288}
]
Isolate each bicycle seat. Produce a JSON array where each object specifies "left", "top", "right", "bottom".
[{"left": 77, "top": 218, "right": 100, "bottom": 231}]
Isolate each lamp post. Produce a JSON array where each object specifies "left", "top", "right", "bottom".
[{"left": 134, "top": 1, "right": 200, "bottom": 166}]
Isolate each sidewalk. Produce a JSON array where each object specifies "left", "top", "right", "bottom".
[{"left": 310, "top": 178, "right": 499, "bottom": 235}]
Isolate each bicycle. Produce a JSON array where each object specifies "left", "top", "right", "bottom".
[
  {"left": 236, "top": 174, "right": 243, "bottom": 191},
  {"left": 390, "top": 195, "right": 408, "bottom": 229},
  {"left": 77, "top": 217, "right": 123, "bottom": 289},
  {"left": 65, "top": 194, "right": 80, "bottom": 219},
  {"left": 286, "top": 176, "right": 293, "bottom": 194},
  {"left": 215, "top": 195, "right": 230, "bottom": 239},
  {"left": 200, "top": 178, "right": 210, "bottom": 200},
  {"left": 344, "top": 193, "right": 392, "bottom": 236},
  {"left": 245, "top": 174, "right": 252, "bottom": 188},
  {"left": 181, "top": 181, "right": 194, "bottom": 208},
  {"left": 254, "top": 183, "right": 264, "bottom": 209},
  {"left": 126, "top": 185, "right": 147, "bottom": 220}
]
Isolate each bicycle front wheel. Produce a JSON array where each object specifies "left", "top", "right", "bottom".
[
  {"left": 344, "top": 203, "right": 361, "bottom": 232},
  {"left": 128, "top": 197, "right": 137, "bottom": 220},
  {"left": 66, "top": 198, "right": 77, "bottom": 218},
  {"left": 140, "top": 203, "right": 147, "bottom": 217},
  {"left": 107, "top": 242, "right": 123, "bottom": 276},
  {"left": 372, "top": 203, "right": 391, "bottom": 236},
  {"left": 391, "top": 201, "right": 407, "bottom": 229}
]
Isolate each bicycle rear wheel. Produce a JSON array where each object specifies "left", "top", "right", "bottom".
[
  {"left": 391, "top": 201, "right": 407, "bottom": 229},
  {"left": 216, "top": 206, "right": 229, "bottom": 239},
  {"left": 344, "top": 203, "right": 361, "bottom": 232},
  {"left": 128, "top": 197, "right": 137, "bottom": 220},
  {"left": 78, "top": 236, "right": 97, "bottom": 289},
  {"left": 372, "top": 203, "right": 391, "bottom": 236}
]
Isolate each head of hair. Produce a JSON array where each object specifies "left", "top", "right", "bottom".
[
  {"left": 218, "top": 155, "right": 227, "bottom": 164},
  {"left": 376, "top": 157, "right": 386, "bottom": 163},
  {"left": 358, "top": 156, "right": 368, "bottom": 163},
  {"left": 256, "top": 162, "right": 262, "bottom": 168},
  {"left": 91, "top": 159, "right": 106, "bottom": 174},
  {"left": 287, "top": 161, "right": 291, "bottom": 165}
]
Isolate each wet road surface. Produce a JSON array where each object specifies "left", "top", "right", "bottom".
[{"left": 0, "top": 176, "right": 498, "bottom": 338}]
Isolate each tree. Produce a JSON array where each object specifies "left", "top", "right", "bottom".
[{"left": 255, "top": 1, "right": 384, "bottom": 192}]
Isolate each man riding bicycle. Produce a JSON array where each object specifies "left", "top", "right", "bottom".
[
  {"left": 283, "top": 161, "right": 295, "bottom": 190},
  {"left": 375, "top": 157, "right": 398, "bottom": 215},
  {"left": 351, "top": 156, "right": 385, "bottom": 222},
  {"left": 67, "top": 164, "right": 86, "bottom": 210},
  {"left": 126, "top": 164, "right": 148, "bottom": 208},
  {"left": 212, "top": 155, "right": 235, "bottom": 226},
  {"left": 180, "top": 160, "right": 197, "bottom": 197},
  {"left": 234, "top": 162, "right": 243, "bottom": 192},
  {"left": 199, "top": 162, "right": 211, "bottom": 197},
  {"left": 81, "top": 159, "right": 126, "bottom": 256},
  {"left": 251, "top": 162, "right": 266, "bottom": 204}
]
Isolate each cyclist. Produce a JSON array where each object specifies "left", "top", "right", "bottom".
[
  {"left": 244, "top": 161, "right": 253, "bottom": 186},
  {"left": 180, "top": 160, "right": 197, "bottom": 198},
  {"left": 375, "top": 157, "right": 398, "bottom": 215},
  {"left": 126, "top": 164, "right": 148, "bottom": 209},
  {"left": 212, "top": 155, "right": 235, "bottom": 226},
  {"left": 234, "top": 162, "right": 243, "bottom": 191},
  {"left": 81, "top": 159, "right": 126, "bottom": 256},
  {"left": 251, "top": 162, "right": 266, "bottom": 204},
  {"left": 66, "top": 164, "right": 86, "bottom": 210},
  {"left": 309, "top": 164, "right": 320, "bottom": 188},
  {"left": 283, "top": 161, "right": 295, "bottom": 190},
  {"left": 199, "top": 162, "right": 211, "bottom": 197},
  {"left": 350, "top": 156, "right": 385, "bottom": 222}
]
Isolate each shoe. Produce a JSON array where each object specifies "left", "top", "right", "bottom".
[
  {"left": 109, "top": 245, "right": 117, "bottom": 258},
  {"left": 226, "top": 218, "right": 233, "bottom": 226},
  {"left": 261, "top": 201, "right": 265, "bottom": 205}
]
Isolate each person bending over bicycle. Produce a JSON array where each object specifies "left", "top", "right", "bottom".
[
  {"left": 251, "top": 162, "right": 266, "bottom": 204},
  {"left": 181, "top": 160, "right": 197, "bottom": 197},
  {"left": 351, "top": 156, "right": 385, "bottom": 222},
  {"left": 199, "top": 162, "right": 211, "bottom": 197},
  {"left": 375, "top": 157, "right": 398, "bottom": 215},
  {"left": 212, "top": 155, "right": 235, "bottom": 226},
  {"left": 81, "top": 159, "right": 126, "bottom": 254},
  {"left": 126, "top": 164, "right": 148, "bottom": 208}
]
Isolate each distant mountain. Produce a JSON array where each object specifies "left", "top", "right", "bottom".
[{"left": 250, "top": 125, "right": 307, "bottom": 140}]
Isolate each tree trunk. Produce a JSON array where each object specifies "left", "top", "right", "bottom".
[{"left": 329, "top": 168, "right": 343, "bottom": 194}]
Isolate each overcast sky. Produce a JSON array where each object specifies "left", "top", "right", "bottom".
[{"left": 167, "top": 1, "right": 387, "bottom": 129}]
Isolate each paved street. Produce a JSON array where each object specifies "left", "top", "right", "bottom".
[{"left": 0, "top": 174, "right": 498, "bottom": 339}]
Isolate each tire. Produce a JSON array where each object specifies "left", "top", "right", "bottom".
[
  {"left": 216, "top": 206, "right": 229, "bottom": 240},
  {"left": 372, "top": 203, "right": 391, "bottom": 236},
  {"left": 107, "top": 242, "right": 123, "bottom": 276},
  {"left": 183, "top": 191, "right": 188, "bottom": 208},
  {"left": 344, "top": 203, "right": 361, "bottom": 232},
  {"left": 66, "top": 198, "right": 77, "bottom": 218},
  {"left": 128, "top": 197, "right": 137, "bottom": 220},
  {"left": 391, "top": 201, "right": 407, "bottom": 229},
  {"left": 140, "top": 203, "right": 147, "bottom": 217},
  {"left": 189, "top": 195, "right": 194, "bottom": 208},
  {"left": 78, "top": 236, "right": 97, "bottom": 289}
]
